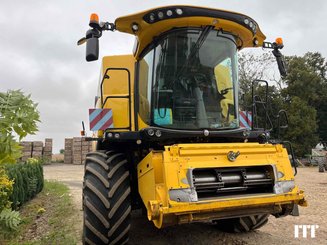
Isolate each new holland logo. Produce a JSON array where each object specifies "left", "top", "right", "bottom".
[{"left": 227, "top": 151, "right": 240, "bottom": 162}]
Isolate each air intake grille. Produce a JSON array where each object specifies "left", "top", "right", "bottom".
[{"left": 192, "top": 166, "right": 274, "bottom": 199}]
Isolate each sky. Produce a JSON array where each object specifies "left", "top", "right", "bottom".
[{"left": 1, "top": 0, "right": 327, "bottom": 153}]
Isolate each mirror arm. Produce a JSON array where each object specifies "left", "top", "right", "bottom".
[
  {"left": 100, "top": 22, "right": 116, "bottom": 31},
  {"left": 77, "top": 21, "right": 115, "bottom": 46},
  {"left": 263, "top": 41, "right": 287, "bottom": 78}
]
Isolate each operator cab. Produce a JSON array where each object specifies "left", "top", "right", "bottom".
[
  {"left": 79, "top": 6, "right": 287, "bottom": 144},
  {"left": 115, "top": 6, "right": 266, "bottom": 140},
  {"left": 116, "top": 6, "right": 264, "bottom": 133},
  {"left": 138, "top": 27, "right": 238, "bottom": 130}
]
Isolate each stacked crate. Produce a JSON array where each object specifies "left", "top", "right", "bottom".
[
  {"left": 73, "top": 137, "right": 82, "bottom": 165},
  {"left": 20, "top": 142, "right": 33, "bottom": 162},
  {"left": 32, "top": 141, "right": 43, "bottom": 158},
  {"left": 64, "top": 138, "right": 73, "bottom": 164},
  {"left": 43, "top": 138, "right": 53, "bottom": 162},
  {"left": 82, "top": 138, "right": 91, "bottom": 164},
  {"left": 19, "top": 139, "right": 53, "bottom": 162},
  {"left": 64, "top": 137, "right": 93, "bottom": 164}
]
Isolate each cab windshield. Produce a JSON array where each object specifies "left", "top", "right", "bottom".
[{"left": 138, "top": 27, "right": 239, "bottom": 130}]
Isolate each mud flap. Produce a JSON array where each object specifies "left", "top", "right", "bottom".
[{"left": 291, "top": 204, "right": 299, "bottom": 216}]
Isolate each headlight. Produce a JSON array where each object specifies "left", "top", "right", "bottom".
[
  {"left": 144, "top": 8, "right": 183, "bottom": 24},
  {"left": 131, "top": 23, "right": 139, "bottom": 32},
  {"left": 274, "top": 180, "right": 295, "bottom": 194},
  {"left": 158, "top": 11, "right": 164, "bottom": 19},
  {"left": 155, "top": 130, "right": 162, "bottom": 137},
  {"left": 176, "top": 8, "right": 183, "bottom": 15},
  {"left": 149, "top": 13, "right": 155, "bottom": 22},
  {"left": 166, "top": 10, "right": 173, "bottom": 17},
  {"left": 147, "top": 129, "right": 155, "bottom": 136},
  {"left": 243, "top": 18, "right": 257, "bottom": 33}
]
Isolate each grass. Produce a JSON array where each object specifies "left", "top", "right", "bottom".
[{"left": 0, "top": 180, "right": 79, "bottom": 245}]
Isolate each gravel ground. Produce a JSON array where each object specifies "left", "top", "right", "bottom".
[{"left": 44, "top": 164, "right": 327, "bottom": 245}]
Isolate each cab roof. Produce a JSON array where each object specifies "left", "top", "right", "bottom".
[{"left": 115, "top": 5, "right": 266, "bottom": 59}]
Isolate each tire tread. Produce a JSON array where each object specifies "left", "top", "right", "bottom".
[
  {"left": 83, "top": 151, "right": 131, "bottom": 245},
  {"left": 216, "top": 214, "right": 269, "bottom": 233}
]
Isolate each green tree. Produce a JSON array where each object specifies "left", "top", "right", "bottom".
[
  {"left": 238, "top": 51, "right": 323, "bottom": 156},
  {"left": 0, "top": 90, "right": 40, "bottom": 164},
  {"left": 302, "top": 52, "right": 327, "bottom": 142},
  {"left": 284, "top": 52, "right": 327, "bottom": 143},
  {"left": 281, "top": 97, "right": 318, "bottom": 156},
  {"left": 284, "top": 54, "right": 322, "bottom": 107}
]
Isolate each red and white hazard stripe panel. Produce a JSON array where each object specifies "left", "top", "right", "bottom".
[
  {"left": 239, "top": 111, "right": 252, "bottom": 129},
  {"left": 89, "top": 109, "right": 114, "bottom": 131}
]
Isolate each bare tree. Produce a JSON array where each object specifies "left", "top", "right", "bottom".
[{"left": 238, "top": 50, "right": 282, "bottom": 92}]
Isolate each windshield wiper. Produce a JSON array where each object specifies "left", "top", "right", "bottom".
[{"left": 173, "top": 25, "right": 214, "bottom": 80}]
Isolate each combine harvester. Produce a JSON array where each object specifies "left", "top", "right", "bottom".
[{"left": 78, "top": 5, "right": 307, "bottom": 244}]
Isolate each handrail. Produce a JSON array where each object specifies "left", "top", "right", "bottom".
[
  {"left": 100, "top": 67, "right": 132, "bottom": 131},
  {"left": 282, "top": 141, "right": 297, "bottom": 176},
  {"left": 252, "top": 79, "right": 269, "bottom": 131}
]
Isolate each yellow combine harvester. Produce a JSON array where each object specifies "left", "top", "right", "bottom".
[{"left": 78, "top": 5, "right": 307, "bottom": 244}]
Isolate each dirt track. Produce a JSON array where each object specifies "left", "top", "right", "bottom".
[{"left": 44, "top": 165, "right": 327, "bottom": 245}]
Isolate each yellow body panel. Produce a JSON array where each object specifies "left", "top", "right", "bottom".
[
  {"left": 115, "top": 5, "right": 266, "bottom": 59},
  {"left": 99, "top": 55, "right": 136, "bottom": 131},
  {"left": 215, "top": 65, "right": 234, "bottom": 120},
  {"left": 138, "top": 143, "right": 306, "bottom": 228}
]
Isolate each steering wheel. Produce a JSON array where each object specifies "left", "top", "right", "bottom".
[{"left": 220, "top": 87, "right": 233, "bottom": 95}]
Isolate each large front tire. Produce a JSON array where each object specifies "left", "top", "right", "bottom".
[
  {"left": 215, "top": 214, "right": 269, "bottom": 233},
  {"left": 83, "top": 151, "right": 131, "bottom": 245}
]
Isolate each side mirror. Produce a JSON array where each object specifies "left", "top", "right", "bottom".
[
  {"left": 272, "top": 49, "right": 287, "bottom": 77},
  {"left": 86, "top": 37, "right": 99, "bottom": 62},
  {"left": 263, "top": 38, "right": 287, "bottom": 77},
  {"left": 78, "top": 13, "right": 116, "bottom": 62}
]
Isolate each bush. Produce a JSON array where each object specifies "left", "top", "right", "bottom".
[
  {"left": 0, "top": 169, "right": 13, "bottom": 212},
  {"left": 0, "top": 208, "right": 21, "bottom": 231},
  {"left": 0, "top": 168, "right": 19, "bottom": 232},
  {"left": 5, "top": 161, "right": 44, "bottom": 209}
]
